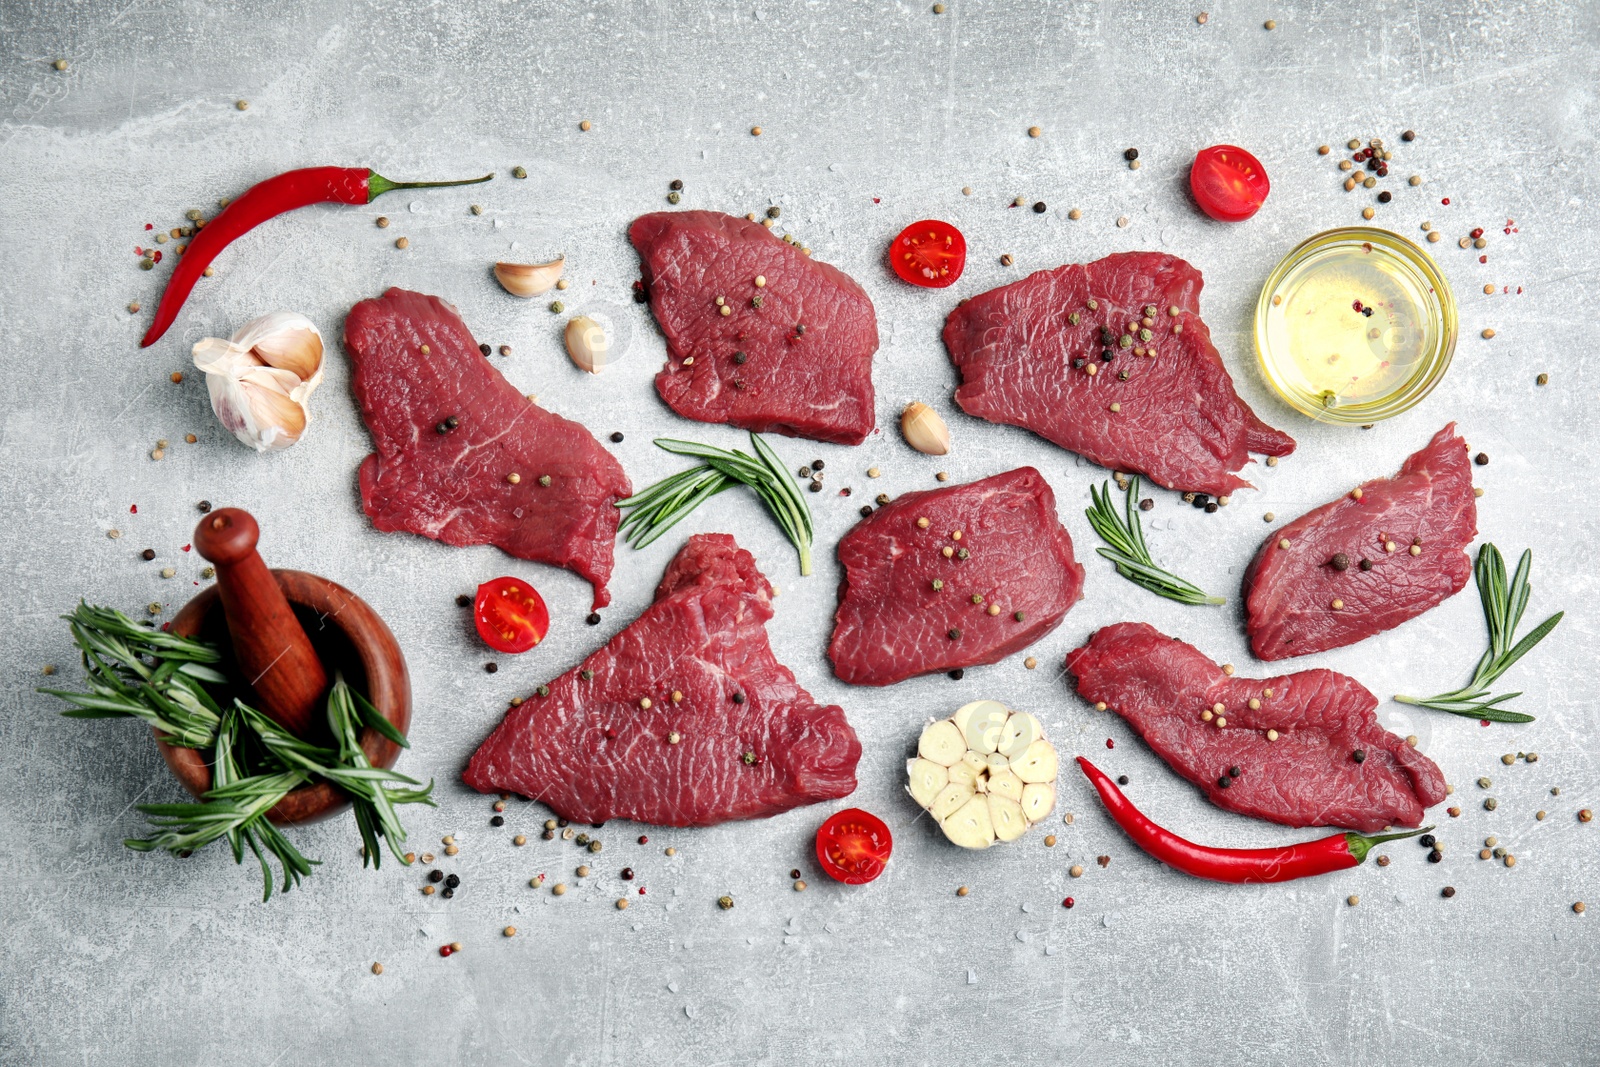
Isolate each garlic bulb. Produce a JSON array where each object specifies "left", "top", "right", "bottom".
[
  {"left": 565, "top": 315, "right": 610, "bottom": 373},
  {"left": 192, "top": 312, "right": 324, "bottom": 452},
  {"left": 495, "top": 258, "right": 565, "bottom": 298}
]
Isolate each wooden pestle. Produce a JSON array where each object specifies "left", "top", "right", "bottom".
[{"left": 192, "top": 508, "right": 328, "bottom": 737}]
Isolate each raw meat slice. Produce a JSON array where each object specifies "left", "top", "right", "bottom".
[
  {"left": 829, "top": 467, "right": 1084, "bottom": 687},
  {"left": 1244, "top": 423, "right": 1476, "bottom": 661},
  {"left": 630, "top": 210, "right": 879, "bottom": 445},
  {"left": 463, "top": 534, "right": 860, "bottom": 826},
  {"left": 1066, "top": 622, "right": 1446, "bottom": 832},
  {"left": 943, "top": 251, "right": 1295, "bottom": 497},
  {"left": 344, "top": 288, "right": 630, "bottom": 608}
]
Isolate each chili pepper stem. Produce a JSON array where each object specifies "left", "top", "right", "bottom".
[
  {"left": 1344, "top": 824, "right": 1434, "bottom": 865},
  {"left": 365, "top": 172, "right": 494, "bottom": 201}
]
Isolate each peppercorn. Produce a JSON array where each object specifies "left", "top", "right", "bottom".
[
  {"left": 1117, "top": 775, "right": 1129, "bottom": 785},
  {"left": 1217, "top": 776, "right": 1231, "bottom": 789},
  {"left": 587, "top": 613, "right": 601, "bottom": 625},
  {"left": 1352, "top": 749, "right": 1366, "bottom": 763},
  {"left": 1331, "top": 552, "right": 1350, "bottom": 571},
  {"left": 1428, "top": 850, "right": 1443, "bottom": 863},
  {"left": 1474, "top": 452, "right": 1489, "bottom": 466},
  {"left": 1442, "top": 886, "right": 1456, "bottom": 898},
  {"left": 444, "top": 873, "right": 460, "bottom": 888},
  {"left": 440, "top": 887, "right": 455, "bottom": 898},
  {"left": 732, "top": 691, "right": 745, "bottom": 704},
  {"left": 1419, "top": 834, "right": 1436, "bottom": 848},
  {"left": 1124, "top": 147, "right": 1139, "bottom": 161},
  {"left": 1377, "top": 191, "right": 1392, "bottom": 204},
  {"left": 141, "top": 548, "right": 156, "bottom": 561},
  {"left": 1359, "top": 558, "right": 1373, "bottom": 571},
  {"left": 490, "top": 815, "right": 504, "bottom": 827},
  {"left": 948, "top": 628, "right": 961, "bottom": 640},
  {"left": 429, "top": 869, "right": 444, "bottom": 883},
  {"left": 717, "top": 895, "right": 735, "bottom": 910},
  {"left": 949, "top": 669, "right": 964, "bottom": 680},
  {"left": 485, "top": 662, "right": 498, "bottom": 674},
  {"left": 621, "top": 867, "right": 635, "bottom": 880}
]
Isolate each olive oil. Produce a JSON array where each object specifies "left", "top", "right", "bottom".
[{"left": 1255, "top": 228, "right": 1455, "bottom": 423}]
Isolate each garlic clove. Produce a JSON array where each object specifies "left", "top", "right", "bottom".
[
  {"left": 495, "top": 258, "right": 565, "bottom": 298},
  {"left": 565, "top": 315, "right": 610, "bottom": 373},
  {"left": 245, "top": 314, "right": 323, "bottom": 384},
  {"left": 901, "top": 401, "right": 951, "bottom": 455}
]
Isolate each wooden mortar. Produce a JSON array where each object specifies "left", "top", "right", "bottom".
[{"left": 155, "top": 515, "right": 411, "bottom": 825}]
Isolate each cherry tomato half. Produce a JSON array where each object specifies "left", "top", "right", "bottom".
[
  {"left": 473, "top": 577, "right": 550, "bottom": 654},
  {"left": 1189, "top": 145, "right": 1270, "bottom": 222},
  {"left": 888, "top": 220, "right": 967, "bottom": 288},
  {"left": 815, "top": 808, "right": 892, "bottom": 884}
]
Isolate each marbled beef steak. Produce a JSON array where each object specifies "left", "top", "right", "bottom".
[
  {"left": 829, "top": 467, "right": 1084, "bottom": 686},
  {"left": 943, "top": 252, "right": 1295, "bottom": 497},
  {"left": 464, "top": 534, "right": 860, "bottom": 826},
  {"left": 1244, "top": 423, "right": 1476, "bottom": 660},
  {"left": 630, "top": 210, "right": 878, "bottom": 445},
  {"left": 1067, "top": 622, "right": 1447, "bottom": 833},
  {"left": 344, "top": 288, "right": 630, "bottom": 608}
]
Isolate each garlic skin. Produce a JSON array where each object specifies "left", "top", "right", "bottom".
[
  {"left": 565, "top": 315, "right": 610, "bottom": 373},
  {"left": 192, "top": 312, "right": 324, "bottom": 452},
  {"left": 901, "top": 401, "right": 951, "bottom": 455},
  {"left": 495, "top": 258, "right": 565, "bottom": 298}
]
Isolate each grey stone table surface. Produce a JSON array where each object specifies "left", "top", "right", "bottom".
[{"left": 2, "top": 1, "right": 1596, "bottom": 1063}]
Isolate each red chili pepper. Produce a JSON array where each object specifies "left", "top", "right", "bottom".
[
  {"left": 1076, "top": 757, "right": 1431, "bottom": 884},
  {"left": 140, "top": 166, "right": 493, "bottom": 347}
]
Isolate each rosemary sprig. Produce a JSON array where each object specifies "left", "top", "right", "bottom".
[
  {"left": 1395, "top": 544, "right": 1562, "bottom": 723},
  {"left": 243, "top": 677, "right": 434, "bottom": 868},
  {"left": 41, "top": 602, "right": 227, "bottom": 747},
  {"left": 1084, "top": 477, "right": 1225, "bottom": 606},
  {"left": 615, "top": 432, "right": 815, "bottom": 575}
]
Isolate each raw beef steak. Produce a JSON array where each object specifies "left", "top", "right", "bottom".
[
  {"left": 1066, "top": 622, "right": 1446, "bottom": 832},
  {"left": 344, "top": 288, "right": 630, "bottom": 608},
  {"left": 829, "top": 467, "right": 1084, "bottom": 686},
  {"left": 463, "top": 534, "right": 861, "bottom": 826},
  {"left": 943, "top": 252, "right": 1295, "bottom": 497},
  {"left": 1244, "top": 423, "right": 1476, "bottom": 661},
  {"left": 630, "top": 210, "right": 878, "bottom": 445}
]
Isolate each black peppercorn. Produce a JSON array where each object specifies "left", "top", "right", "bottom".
[
  {"left": 1217, "top": 776, "right": 1231, "bottom": 789},
  {"left": 141, "top": 548, "right": 156, "bottom": 560},
  {"left": 196, "top": 500, "right": 212, "bottom": 513},
  {"left": 444, "top": 873, "right": 460, "bottom": 888},
  {"left": 1192, "top": 494, "right": 1210, "bottom": 508},
  {"left": 1475, "top": 452, "right": 1489, "bottom": 466},
  {"left": 610, "top": 431, "right": 624, "bottom": 443},
  {"left": 1124, "top": 147, "right": 1140, "bottom": 161},
  {"left": 1377, "top": 191, "right": 1392, "bottom": 204},
  {"left": 1331, "top": 553, "right": 1350, "bottom": 571},
  {"left": 1032, "top": 201, "right": 1047, "bottom": 213},
  {"left": 1101, "top": 349, "right": 1115, "bottom": 361},
  {"left": 670, "top": 179, "right": 684, "bottom": 191},
  {"left": 1359, "top": 558, "right": 1373, "bottom": 571},
  {"left": 1139, "top": 498, "right": 1154, "bottom": 511},
  {"left": 587, "top": 612, "right": 602, "bottom": 625},
  {"left": 733, "top": 351, "right": 748, "bottom": 364},
  {"left": 490, "top": 815, "right": 504, "bottom": 827},
  {"left": 1205, "top": 502, "right": 1219, "bottom": 513},
  {"left": 440, "top": 887, "right": 454, "bottom": 899},
  {"left": 1401, "top": 130, "right": 1416, "bottom": 141},
  {"left": 1117, "top": 775, "right": 1129, "bottom": 785},
  {"left": 811, "top": 459, "right": 824, "bottom": 471},
  {"left": 948, "top": 628, "right": 962, "bottom": 640},
  {"left": 948, "top": 668, "right": 965, "bottom": 680},
  {"left": 859, "top": 505, "right": 873, "bottom": 517},
  {"left": 1419, "top": 834, "right": 1436, "bottom": 848},
  {"left": 479, "top": 343, "right": 491, "bottom": 356},
  {"left": 1228, "top": 766, "right": 1241, "bottom": 778},
  {"left": 456, "top": 593, "right": 471, "bottom": 607},
  {"left": 1352, "top": 749, "right": 1366, "bottom": 763},
  {"left": 429, "top": 869, "right": 444, "bottom": 883},
  {"left": 790, "top": 868, "right": 801, "bottom": 879},
  {"left": 1428, "top": 849, "right": 1443, "bottom": 863},
  {"left": 1441, "top": 886, "right": 1456, "bottom": 898},
  {"left": 731, "top": 691, "right": 745, "bottom": 704},
  {"left": 485, "top": 662, "right": 498, "bottom": 674}
]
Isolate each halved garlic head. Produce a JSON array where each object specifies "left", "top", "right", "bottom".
[
  {"left": 907, "top": 700, "right": 1058, "bottom": 849},
  {"left": 494, "top": 257, "right": 565, "bottom": 298},
  {"left": 192, "top": 311, "right": 324, "bottom": 453}
]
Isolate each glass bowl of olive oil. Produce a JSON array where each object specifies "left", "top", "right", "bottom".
[{"left": 1254, "top": 227, "right": 1456, "bottom": 424}]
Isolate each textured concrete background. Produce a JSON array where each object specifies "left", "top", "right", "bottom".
[{"left": 2, "top": 1, "right": 1597, "bottom": 1063}]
